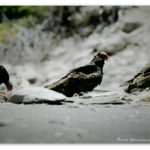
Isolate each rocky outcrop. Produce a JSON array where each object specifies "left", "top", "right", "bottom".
[{"left": 124, "top": 63, "right": 150, "bottom": 93}]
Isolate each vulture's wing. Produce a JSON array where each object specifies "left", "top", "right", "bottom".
[{"left": 46, "top": 64, "right": 102, "bottom": 97}]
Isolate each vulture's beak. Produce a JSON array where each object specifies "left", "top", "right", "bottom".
[{"left": 5, "top": 82, "right": 13, "bottom": 91}]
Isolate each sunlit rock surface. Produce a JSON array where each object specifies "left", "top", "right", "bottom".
[{"left": 8, "top": 87, "right": 66, "bottom": 104}]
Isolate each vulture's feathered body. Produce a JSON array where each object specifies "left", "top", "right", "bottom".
[
  {"left": 0, "top": 66, "right": 12, "bottom": 91},
  {"left": 46, "top": 52, "right": 109, "bottom": 97}
]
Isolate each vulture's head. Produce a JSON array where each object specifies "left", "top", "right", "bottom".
[
  {"left": 5, "top": 82, "right": 13, "bottom": 91},
  {"left": 91, "top": 52, "right": 109, "bottom": 68}
]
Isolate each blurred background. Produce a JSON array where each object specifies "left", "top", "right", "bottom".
[{"left": 0, "top": 6, "right": 150, "bottom": 91}]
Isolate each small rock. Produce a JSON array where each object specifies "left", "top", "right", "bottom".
[
  {"left": 0, "top": 122, "right": 6, "bottom": 127},
  {"left": 77, "top": 133, "right": 83, "bottom": 138},
  {"left": 122, "top": 22, "right": 142, "bottom": 33},
  {"left": 49, "top": 120, "right": 65, "bottom": 125},
  {"left": 28, "top": 78, "right": 37, "bottom": 84},
  {"left": 0, "top": 119, "right": 13, "bottom": 127}
]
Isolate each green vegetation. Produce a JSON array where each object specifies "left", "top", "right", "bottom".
[
  {"left": 0, "top": 22, "right": 18, "bottom": 43},
  {"left": 0, "top": 6, "right": 60, "bottom": 28},
  {"left": 0, "top": 6, "right": 56, "bottom": 43},
  {"left": 0, "top": 6, "right": 55, "bottom": 21}
]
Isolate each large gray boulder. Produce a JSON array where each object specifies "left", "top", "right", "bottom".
[{"left": 8, "top": 87, "right": 66, "bottom": 104}]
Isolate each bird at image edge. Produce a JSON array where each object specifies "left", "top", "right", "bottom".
[{"left": 0, "top": 66, "right": 13, "bottom": 92}]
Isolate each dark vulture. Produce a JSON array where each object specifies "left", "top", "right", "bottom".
[
  {"left": 0, "top": 66, "right": 13, "bottom": 91},
  {"left": 46, "top": 52, "right": 109, "bottom": 97}
]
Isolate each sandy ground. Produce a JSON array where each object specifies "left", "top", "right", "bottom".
[{"left": 0, "top": 102, "right": 150, "bottom": 143}]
